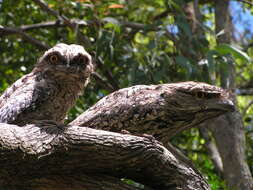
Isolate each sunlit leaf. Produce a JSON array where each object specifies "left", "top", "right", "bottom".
[
  {"left": 134, "top": 33, "right": 149, "bottom": 45},
  {"left": 108, "top": 4, "right": 123, "bottom": 9}
]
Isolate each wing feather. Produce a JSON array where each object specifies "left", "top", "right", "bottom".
[{"left": 0, "top": 73, "right": 53, "bottom": 124}]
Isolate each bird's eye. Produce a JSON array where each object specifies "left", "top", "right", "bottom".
[
  {"left": 49, "top": 54, "right": 58, "bottom": 64},
  {"left": 78, "top": 56, "right": 88, "bottom": 65},
  {"left": 195, "top": 91, "right": 205, "bottom": 99}
]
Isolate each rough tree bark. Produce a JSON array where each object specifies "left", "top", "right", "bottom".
[
  {"left": 0, "top": 123, "right": 208, "bottom": 190},
  {"left": 0, "top": 82, "right": 234, "bottom": 190}
]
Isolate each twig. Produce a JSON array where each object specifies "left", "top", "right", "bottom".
[
  {"left": 17, "top": 19, "right": 160, "bottom": 32},
  {"left": 96, "top": 56, "right": 120, "bottom": 91},
  {"left": 32, "top": 0, "right": 59, "bottom": 18},
  {"left": 153, "top": 10, "right": 171, "bottom": 20},
  {"left": 20, "top": 20, "right": 91, "bottom": 31},
  {"left": 92, "top": 72, "right": 115, "bottom": 92},
  {"left": 243, "top": 100, "right": 253, "bottom": 116},
  {"left": 199, "top": 127, "right": 223, "bottom": 176},
  {"left": 121, "top": 21, "right": 160, "bottom": 31},
  {"left": 0, "top": 26, "right": 49, "bottom": 50},
  {"left": 32, "top": 0, "right": 91, "bottom": 48}
]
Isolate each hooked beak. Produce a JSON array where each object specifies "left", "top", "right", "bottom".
[{"left": 205, "top": 98, "right": 235, "bottom": 112}]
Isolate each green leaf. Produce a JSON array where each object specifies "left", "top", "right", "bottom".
[
  {"left": 175, "top": 56, "right": 192, "bottom": 77},
  {"left": 103, "top": 17, "right": 121, "bottom": 33},
  {"left": 215, "top": 44, "right": 251, "bottom": 62}
]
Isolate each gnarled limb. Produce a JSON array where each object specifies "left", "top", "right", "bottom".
[{"left": 0, "top": 123, "right": 209, "bottom": 190}]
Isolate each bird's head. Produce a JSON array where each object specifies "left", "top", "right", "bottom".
[
  {"left": 165, "top": 81, "right": 234, "bottom": 111},
  {"left": 34, "top": 43, "right": 93, "bottom": 83},
  {"left": 160, "top": 81, "right": 234, "bottom": 132}
]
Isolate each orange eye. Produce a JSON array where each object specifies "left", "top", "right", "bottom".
[{"left": 49, "top": 54, "right": 58, "bottom": 64}]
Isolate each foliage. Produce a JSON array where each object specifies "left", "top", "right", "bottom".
[{"left": 1, "top": 0, "right": 253, "bottom": 188}]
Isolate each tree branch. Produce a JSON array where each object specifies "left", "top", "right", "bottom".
[
  {"left": 0, "top": 26, "right": 49, "bottom": 50},
  {"left": 92, "top": 72, "right": 116, "bottom": 92},
  {"left": 0, "top": 19, "right": 161, "bottom": 35},
  {"left": 95, "top": 56, "right": 120, "bottom": 91},
  {"left": 32, "top": 0, "right": 91, "bottom": 48},
  {"left": 19, "top": 20, "right": 91, "bottom": 31},
  {"left": 242, "top": 100, "right": 253, "bottom": 116},
  {"left": 120, "top": 21, "right": 160, "bottom": 31},
  {"left": 32, "top": 0, "right": 59, "bottom": 18},
  {"left": 0, "top": 122, "right": 209, "bottom": 190},
  {"left": 199, "top": 127, "right": 223, "bottom": 176}
]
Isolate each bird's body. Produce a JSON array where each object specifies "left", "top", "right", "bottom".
[
  {"left": 0, "top": 43, "right": 93, "bottom": 125},
  {"left": 71, "top": 81, "right": 234, "bottom": 139}
]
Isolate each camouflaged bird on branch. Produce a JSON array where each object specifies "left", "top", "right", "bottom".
[
  {"left": 0, "top": 43, "right": 93, "bottom": 125},
  {"left": 71, "top": 81, "right": 234, "bottom": 142}
]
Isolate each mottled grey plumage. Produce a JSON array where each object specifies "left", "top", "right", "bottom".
[
  {"left": 0, "top": 43, "right": 93, "bottom": 125},
  {"left": 71, "top": 81, "right": 234, "bottom": 139}
]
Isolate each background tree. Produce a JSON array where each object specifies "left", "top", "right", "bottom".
[{"left": 1, "top": 0, "right": 253, "bottom": 189}]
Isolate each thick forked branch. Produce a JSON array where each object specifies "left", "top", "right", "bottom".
[
  {"left": 0, "top": 123, "right": 209, "bottom": 190},
  {"left": 71, "top": 81, "right": 234, "bottom": 143}
]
